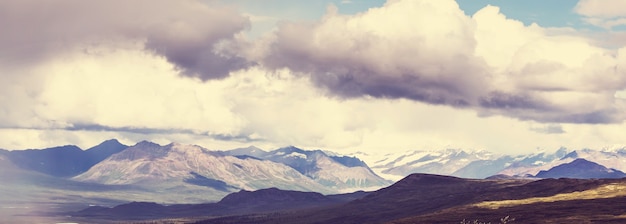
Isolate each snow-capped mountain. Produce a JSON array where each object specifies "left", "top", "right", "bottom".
[
  {"left": 75, "top": 142, "right": 340, "bottom": 195},
  {"left": 352, "top": 146, "right": 626, "bottom": 180},
  {"left": 495, "top": 148, "right": 570, "bottom": 177},
  {"left": 498, "top": 148, "right": 626, "bottom": 177},
  {"left": 353, "top": 149, "right": 502, "bottom": 180},
  {"left": 223, "top": 146, "right": 391, "bottom": 191}
]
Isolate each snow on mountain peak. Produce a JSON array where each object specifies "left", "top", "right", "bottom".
[{"left": 286, "top": 152, "right": 307, "bottom": 159}]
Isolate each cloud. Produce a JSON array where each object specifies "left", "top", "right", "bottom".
[
  {"left": 0, "top": 45, "right": 247, "bottom": 137},
  {"left": 0, "top": 0, "right": 251, "bottom": 80},
  {"left": 65, "top": 123, "right": 263, "bottom": 142},
  {"left": 575, "top": 0, "right": 626, "bottom": 18},
  {"left": 258, "top": 0, "right": 626, "bottom": 124},
  {"left": 1, "top": 56, "right": 625, "bottom": 155},
  {"left": 262, "top": 1, "right": 488, "bottom": 107},
  {"left": 575, "top": 0, "right": 626, "bottom": 29}
]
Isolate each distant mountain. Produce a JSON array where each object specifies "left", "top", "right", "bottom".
[
  {"left": 3, "top": 139, "right": 128, "bottom": 177},
  {"left": 499, "top": 148, "right": 626, "bottom": 178},
  {"left": 74, "top": 142, "right": 332, "bottom": 197},
  {"left": 356, "top": 149, "right": 504, "bottom": 179},
  {"left": 535, "top": 158, "right": 626, "bottom": 179},
  {"left": 223, "top": 146, "right": 268, "bottom": 158},
  {"left": 354, "top": 147, "right": 626, "bottom": 180},
  {"left": 0, "top": 152, "right": 146, "bottom": 209},
  {"left": 224, "top": 146, "right": 390, "bottom": 191},
  {"left": 496, "top": 148, "right": 570, "bottom": 177},
  {"left": 5, "top": 145, "right": 85, "bottom": 177}
]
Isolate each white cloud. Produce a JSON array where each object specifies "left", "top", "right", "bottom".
[
  {"left": 575, "top": 0, "right": 626, "bottom": 29},
  {"left": 259, "top": 0, "right": 626, "bottom": 124},
  {"left": 34, "top": 45, "right": 244, "bottom": 133},
  {"left": 0, "top": 43, "right": 252, "bottom": 150},
  {"left": 575, "top": 0, "right": 626, "bottom": 18},
  {"left": 262, "top": 0, "right": 488, "bottom": 106},
  {"left": 0, "top": 0, "right": 251, "bottom": 80},
  {"left": 2, "top": 54, "right": 626, "bottom": 155}
]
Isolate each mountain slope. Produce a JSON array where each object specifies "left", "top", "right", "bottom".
[
  {"left": 6, "top": 145, "right": 85, "bottom": 177},
  {"left": 195, "top": 174, "right": 527, "bottom": 224},
  {"left": 74, "top": 142, "right": 332, "bottom": 196},
  {"left": 535, "top": 158, "right": 626, "bottom": 179},
  {"left": 225, "top": 146, "right": 391, "bottom": 191},
  {"left": 392, "top": 179, "right": 626, "bottom": 223},
  {"left": 70, "top": 187, "right": 364, "bottom": 221},
  {"left": 83, "top": 139, "right": 129, "bottom": 166},
  {"left": 195, "top": 174, "right": 626, "bottom": 224},
  {"left": 3, "top": 139, "right": 128, "bottom": 177}
]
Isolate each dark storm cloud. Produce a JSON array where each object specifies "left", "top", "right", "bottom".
[
  {"left": 0, "top": 0, "right": 252, "bottom": 80},
  {"left": 262, "top": 9, "right": 488, "bottom": 109},
  {"left": 479, "top": 91, "right": 553, "bottom": 111},
  {"left": 307, "top": 70, "right": 475, "bottom": 107},
  {"left": 146, "top": 39, "right": 254, "bottom": 80},
  {"left": 549, "top": 111, "right": 621, "bottom": 124}
]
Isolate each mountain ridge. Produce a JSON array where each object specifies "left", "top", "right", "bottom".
[
  {"left": 71, "top": 187, "right": 366, "bottom": 220},
  {"left": 354, "top": 146, "right": 626, "bottom": 180},
  {"left": 3, "top": 139, "right": 128, "bottom": 177},
  {"left": 192, "top": 174, "right": 626, "bottom": 224},
  {"left": 74, "top": 141, "right": 353, "bottom": 199},
  {"left": 535, "top": 158, "right": 626, "bottom": 179},
  {"left": 222, "top": 145, "right": 391, "bottom": 190}
]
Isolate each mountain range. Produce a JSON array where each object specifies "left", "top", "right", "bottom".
[
  {"left": 0, "top": 140, "right": 390, "bottom": 206},
  {"left": 220, "top": 146, "right": 390, "bottom": 191},
  {"left": 4, "top": 140, "right": 626, "bottom": 223},
  {"left": 3, "top": 140, "right": 626, "bottom": 201},
  {"left": 3, "top": 140, "right": 626, "bottom": 190},
  {"left": 74, "top": 142, "right": 330, "bottom": 195},
  {"left": 352, "top": 146, "right": 626, "bottom": 180}
]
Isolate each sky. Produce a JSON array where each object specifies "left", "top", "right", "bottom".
[{"left": 1, "top": 0, "right": 626, "bottom": 155}]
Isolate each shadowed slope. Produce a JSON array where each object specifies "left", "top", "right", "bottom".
[
  {"left": 70, "top": 187, "right": 366, "bottom": 221},
  {"left": 196, "top": 174, "right": 626, "bottom": 224}
]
